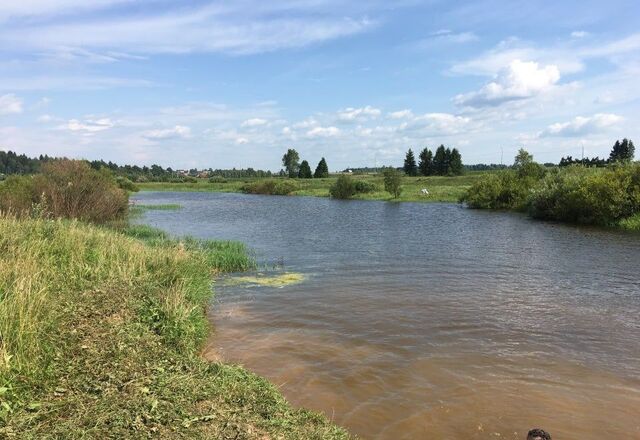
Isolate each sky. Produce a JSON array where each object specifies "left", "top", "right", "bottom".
[{"left": 1, "top": 0, "right": 639, "bottom": 171}]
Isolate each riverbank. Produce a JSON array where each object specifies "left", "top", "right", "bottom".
[
  {"left": 138, "top": 173, "right": 489, "bottom": 203},
  {"left": 0, "top": 216, "right": 349, "bottom": 438}
]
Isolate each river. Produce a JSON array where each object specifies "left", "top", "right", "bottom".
[{"left": 132, "top": 191, "right": 640, "bottom": 440}]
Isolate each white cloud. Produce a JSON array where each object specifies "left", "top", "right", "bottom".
[
  {"left": 401, "top": 113, "right": 472, "bottom": 135},
  {"left": 538, "top": 113, "right": 623, "bottom": 137},
  {"left": 454, "top": 60, "right": 560, "bottom": 108},
  {"left": 413, "top": 30, "right": 478, "bottom": 48},
  {"left": 241, "top": 118, "right": 268, "bottom": 127},
  {"left": 337, "top": 106, "right": 381, "bottom": 122},
  {"left": 388, "top": 109, "right": 414, "bottom": 119},
  {"left": 37, "top": 114, "right": 58, "bottom": 123},
  {"left": 0, "top": 3, "right": 375, "bottom": 56},
  {"left": 307, "top": 126, "right": 340, "bottom": 138},
  {"left": 235, "top": 137, "right": 249, "bottom": 144},
  {"left": 66, "top": 118, "right": 114, "bottom": 132},
  {"left": 571, "top": 31, "right": 589, "bottom": 38},
  {"left": 142, "top": 125, "right": 191, "bottom": 140},
  {"left": 0, "top": 94, "right": 23, "bottom": 115}
]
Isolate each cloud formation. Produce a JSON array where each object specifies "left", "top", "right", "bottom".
[
  {"left": 455, "top": 60, "right": 560, "bottom": 108},
  {"left": 65, "top": 118, "right": 114, "bottom": 133},
  {"left": 0, "top": 94, "right": 23, "bottom": 115},
  {"left": 538, "top": 113, "right": 623, "bottom": 137},
  {"left": 143, "top": 125, "right": 191, "bottom": 140},
  {"left": 337, "top": 106, "right": 381, "bottom": 122},
  {"left": 0, "top": 2, "right": 375, "bottom": 55}
]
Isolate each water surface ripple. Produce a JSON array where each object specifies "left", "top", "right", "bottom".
[{"left": 133, "top": 192, "right": 640, "bottom": 439}]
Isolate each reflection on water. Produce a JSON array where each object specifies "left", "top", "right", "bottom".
[{"left": 133, "top": 192, "right": 640, "bottom": 440}]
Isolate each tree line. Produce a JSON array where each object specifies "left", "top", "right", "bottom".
[
  {"left": 559, "top": 139, "right": 635, "bottom": 167},
  {"left": 404, "top": 145, "right": 463, "bottom": 176}
]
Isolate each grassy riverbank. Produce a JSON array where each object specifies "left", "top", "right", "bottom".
[
  {"left": 138, "top": 173, "right": 489, "bottom": 202},
  {"left": 0, "top": 216, "right": 349, "bottom": 438}
]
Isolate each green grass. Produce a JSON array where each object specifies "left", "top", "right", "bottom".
[
  {"left": 129, "top": 204, "right": 182, "bottom": 217},
  {"left": 138, "top": 172, "right": 491, "bottom": 203},
  {"left": 0, "top": 216, "right": 350, "bottom": 439}
]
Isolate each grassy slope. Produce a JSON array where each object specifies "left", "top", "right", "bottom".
[
  {"left": 137, "top": 173, "right": 491, "bottom": 203},
  {"left": 0, "top": 217, "right": 349, "bottom": 439}
]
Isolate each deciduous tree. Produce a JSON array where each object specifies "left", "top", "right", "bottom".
[{"left": 282, "top": 149, "right": 300, "bottom": 178}]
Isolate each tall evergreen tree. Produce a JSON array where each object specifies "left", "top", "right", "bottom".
[
  {"left": 298, "top": 160, "right": 312, "bottom": 178},
  {"left": 403, "top": 148, "right": 418, "bottom": 176},
  {"left": 314, "top": 157, "right": 329, "bottom": 178},
  {"left": 449, "top": 148, "right": 463, "bottom": 175},
  {"left": 610, "top": 138, "right": 635, "bottom": 162},
  {"left": 418, "top": 148, "right": 433, "bottom": 176},
  {"left": 282, "top": 148, "right": 300, "bottom": 178},
  {"left": 433, "top": 145, "right": 447, "bottom": 175}
]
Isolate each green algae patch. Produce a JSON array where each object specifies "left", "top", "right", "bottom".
[{"left": 225, "top": 272, "right": 305, "bottom": 288}]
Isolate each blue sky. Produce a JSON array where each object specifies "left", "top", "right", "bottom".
[{"left": 1, "top": 0, "right": 639, "bottom": 170}]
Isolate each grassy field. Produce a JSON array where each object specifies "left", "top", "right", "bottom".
[
  {"left": 0, "top": 216, "right": 349, "bottom": 439},
  {"left": 138, "top": 172, "right": 491, "bottom": 203}
]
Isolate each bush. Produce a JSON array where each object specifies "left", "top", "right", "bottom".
[
  {"left": 462, "top": 170, "right": 531, "bottom": 210},
  {"left": 0, "top": 160, "right": 128, "bottom": 224},
  {"left": 354, "top": 180, "right": 377, "bottom": 193},
  {"left": 115, "top": 175, "right": 139, "bottom": 192},
  {"left": 329, "top": 175, "right": 356, "bottom": 199},
  {"left": 208, "top": 176, "right": 228, "bottom": 183},
  {"left": 464, "top": 162, "right": 640, "bottom": 227},
  {"left": 528, "top": 164, "right": 640, "bottom": 225},
  {"left": 383, "top": 168, "right": 403, "bottom": 198},
  {"left": 241, "top": 179, "right": 298, "bottom": 195},
  {"left": 184, "top": 176, "right": 198, "bottom": 183}
]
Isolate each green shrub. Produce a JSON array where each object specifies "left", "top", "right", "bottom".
[
  {"left": 115, "top": 175, "right": 139, "bottom": 192},
  {"left": 241, "top": 179, "right": 298, "bottom": 195},
  {"left": 329, "top": 175, "right": 356, "bottom": 199},
  {"left": 463, "top": 169, "right": 541, "bottom": 211},
  {"left": 208, "top": 176, "right": 228, "bottom": 183},
  {"left": 184, "top": 176, "right": 198, "bottom": 183},
  {"left": 383, "top": 168, "right": 403, "bottom": 199},
  {"left": 0, "top": 160, "right": 128, "bottom": 224},
  {"left": 354, "top": 180, "right": 377, "bottom": 193},
  {"left": 618, "top": 212, "right": 640, "bottom": 231},
  {"left": 528, "top": 164, "right": 640, "bottom": 225}
]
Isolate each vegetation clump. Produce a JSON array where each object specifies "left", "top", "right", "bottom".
[
  {"left": 354, "top": 180, "right": 377, "bottom": 193},
  {"left": 329, "top": 175, "right": 357, "bottom": 199},
  {"left": 241, "top": 179, "right": 299, "bottom": 196},
  {"left": 0, "top": 159, "right": 128, "bottom": 224},
  {"left": 383, "top": 167, "right": 403, "bottom": 199},
  {"left": 462, "top": 146, "right": 640, "bottom": 228}
]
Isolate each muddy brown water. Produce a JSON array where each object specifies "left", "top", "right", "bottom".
[{"left": 133, "top": 192, "right": 640, "bottom": 439}]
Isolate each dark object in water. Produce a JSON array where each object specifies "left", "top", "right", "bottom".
[{"left": 527, "top": 428, "right": 551, "bottom": 440}]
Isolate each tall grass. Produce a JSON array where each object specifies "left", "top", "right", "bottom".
[{"left": 0, "top": 216, "right": 347, "bottom": 438}]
